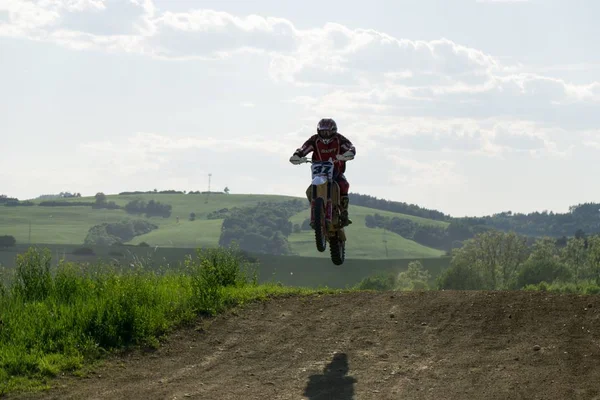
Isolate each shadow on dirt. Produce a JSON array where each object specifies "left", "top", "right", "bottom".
[{"left": 303, "top": 353, "right": 357, "bottom": 399}]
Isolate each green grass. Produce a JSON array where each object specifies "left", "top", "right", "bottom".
[
  {"left": 128, "top": 219, "right": 224, "bottom": 248},
  {"left": 0, "top": 194, "right": 297, "bottom": 246},
  {"left": 0, "top": 194, "right": 448, "bottom": 259},
  {"left": 288, "top": 205, "right": 446, "bottom": 259},
  {"left": 289, "top": 204, "right": 449, "bottom": 229},
  {"left": 0, "top": 245, "right": 452, "bottom": 290},
  {"left": 0, "top": 246, "right": 342, "bottom": 395}
]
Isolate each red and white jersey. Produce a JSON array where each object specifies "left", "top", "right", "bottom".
[{"left": 294, "top": 133, "right": 356, "bottom": 174}]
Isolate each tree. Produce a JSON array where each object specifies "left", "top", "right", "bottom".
[
  {"left": 224, "top": 187, "right": 230, "bottom": 194},
  {"left": 95, "top": 192, "right": 107, "bottom": 204},
  {"left": 561, "top": 237, "right": 587, "bottom": 279},
  {"left": 396, "top": 261, "right": 431, "bottom": 290},
  {"left": 515, "top": 237, "right": 571, "bottom": 288},
  {"left": 0, "top": 235, "right": 16, "bottom": 247},
  {"left": 587, "top": 236, "right": 600, "bottom": 284},
  {"left": 189, "top": 212, "right": 196, "bottom": 221},
  {"left": 445, "top": 231, "right": 528, "bottom": 290}
]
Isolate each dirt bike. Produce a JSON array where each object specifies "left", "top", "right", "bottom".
[{"left": 296, "top": 157, "right": 348, "bottom": 265}]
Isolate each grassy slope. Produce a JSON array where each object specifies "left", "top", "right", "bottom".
[
  {"left": 288, "top": 206, "right": 445, "bottom": 259},
  {"left": 0, "top": 194, "right": 446, "bottom": 259},
  {"left": 0, "top": 194, "right": 297, "bottom": 246}
]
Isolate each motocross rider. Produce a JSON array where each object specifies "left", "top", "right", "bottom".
[{"left": 289, "top": 118, "right": 356, "bottom": 226}]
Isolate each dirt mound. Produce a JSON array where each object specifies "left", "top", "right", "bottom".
[{"left": 11, "top": 291, "right": 600, "bottom": 400}]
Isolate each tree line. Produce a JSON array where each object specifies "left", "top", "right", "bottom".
[
  {"left": 84, "top": 220, "right": 158, "bottom": 246},
  {"left": 365, "top": 213, "right": 489, "bottom": 251},
  {"left": 218, "top": 200, "right": 308, "bottom": 255},
  {"left": 351, "top": 193, "right": 600, "bottom": 239},
  {"left": 349, "top": 193, "right": 449, "bottom": 221},
  {"left": 438, "top": 230, "right": 600, "bottom": 292}
]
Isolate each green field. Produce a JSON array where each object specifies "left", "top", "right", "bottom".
[
  {"left": 0, "top": 193, "right": 447, "bottom": 259},
  {"left": 289, "top": 205, "right": 445, "bottom": 259}
]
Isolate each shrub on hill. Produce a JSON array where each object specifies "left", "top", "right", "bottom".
[
  {"left": 219, "top": 200, "right": 308, "bottom": 255},
  {"left": 207, "top": 208, "right": 234, "bottom": 220},
  {"left": 39, "top": 201, "right": 95, "bottom": 207},
  {"left": 72, "top": 247, "right": 95, "bottom": 256},
  {"left": 84, "top": 220, "right": 158, "bottom": 246},
  {"left": 364, "top": 213, "right": 480, "bottom": 250},
  {"left": 124, "top": 199, "right": 172, "bottom": 218},
  {"left": 0, "top": 196, "right": 19, "bottom": 204},
  {"left": 350, "top": 193, "right": 449, "bottom": 221},
  {"left": 0, "top": 235, "right": 16, "bottom": 248},
  {"left": 92, "top": 201, "right": 121, "bottom": 210},
  {"left": 3, "top": 200, "right": 34, "bottom": 207},
  {"left": 119, "top": 190, "right": 185, "bottom": 195}
]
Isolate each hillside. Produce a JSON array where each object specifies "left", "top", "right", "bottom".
[
  {"left": 0, "top": 193, "right": 447, "bottom": 259},
  {"left": 288, "top": 206, "right": 445, "bottom": 259},
  {"left": 13, "top": 291, "right": 600, "bottom": 400}
]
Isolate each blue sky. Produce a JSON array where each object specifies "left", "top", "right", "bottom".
[{"left": 1, "top": 0, "right": 599, "bottom": 216}]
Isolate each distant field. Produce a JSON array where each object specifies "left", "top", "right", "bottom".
[
  {"left": 289, "top": 205, "right": 445, "bottom": 259},
  {"left": 0, "top": 194, "right": 298, "bottom": 246},
  {"left": 0, "top": 193, "right": 448, "bottom": 259}
]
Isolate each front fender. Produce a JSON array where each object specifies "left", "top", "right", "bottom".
[{"left": 311, "top": 175, "right": 327, "bottom": 186}]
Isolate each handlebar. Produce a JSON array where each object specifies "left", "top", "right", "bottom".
[{"left": 294, "top": 155, "right": 353, "bottom": 164}]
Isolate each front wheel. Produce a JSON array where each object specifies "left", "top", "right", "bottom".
[
  {"left": 313, "top": 197, "right": 327, "bottom": 252},
  {"left": 330, "top": 234, "right": 345, "bottom": 265}
]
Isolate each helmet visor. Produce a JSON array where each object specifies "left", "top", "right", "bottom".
[{"left": 318, "top": 129, "right": 334, "bottom": 139}]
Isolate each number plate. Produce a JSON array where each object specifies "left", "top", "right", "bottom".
[{"left": 311, "top": 161, "right": 334, "bottom": 180}]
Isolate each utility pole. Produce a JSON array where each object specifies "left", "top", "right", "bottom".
[
  {"left": 383, "top": 228, "right": 389, "bottom": 258},
  {"left": 205, "top": 173, "right": 212, "bottom": 204}
]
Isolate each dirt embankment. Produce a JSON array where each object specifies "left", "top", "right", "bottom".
[{"left": 10, "top": 291, "right": 600, "bottom": 400}]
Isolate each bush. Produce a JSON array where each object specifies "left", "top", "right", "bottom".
[
  {"left": 523, "top": 280, "right": 600, "bottom": 294},
  {"left": 124, "top": 199, "right": 172, "bottom": 218},
  {"left": 515, "top": 258, "right": 573, "bottom": 288},
  {"left": 184, "top": 246, "right": 256, "bottom": 316},
  {"left": 72, "top": 247, "right": 95, "bottom": 256},
  {"left": 84, "top": 220, "right": 158, "bottom": 246},
  {"left": 11, "top": 248, "right": 53, "bottom": 302},
  {"left": 0, "top": 235, "right": 16, "bottom": 248},
  {"left": 39, "top": 201, "right": 94, "bottom": 207},
  {"left": 437, "top": 263, "right": 485, "bottom": 290},
  {"left": 395, "top": 260, "right": 431, "bottom": 291},
  {"left": 354, "top": 274, "right": 396, "bottom": 291},
  {"left": 4, "top": 200, "right": 34, "bottom": 207}
]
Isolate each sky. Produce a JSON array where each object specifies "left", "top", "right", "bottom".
[{"left": 1, "top": 0, "right": 599, "bottom": 217}]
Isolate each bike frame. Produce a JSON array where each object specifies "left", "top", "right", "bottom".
[{"left": 301, "top": 158, "right": 337, "bottom": 231}]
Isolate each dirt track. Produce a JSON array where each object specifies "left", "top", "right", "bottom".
[{"left": 10, "top": 291, "right": 600, "bottom": 399}]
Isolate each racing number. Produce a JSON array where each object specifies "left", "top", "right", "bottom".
[{"left": 312, "top": 165, "right": 332, "bottom": 175}]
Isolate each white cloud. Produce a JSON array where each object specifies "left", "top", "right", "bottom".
[
  {"left": 81, "top": 132, "right": 294, "bottom": 159},
  {"left": 386, "top": 154, "right": 466, "bottom": 188},
  {"left": 476, "top": 0, "right": 530, "bottom": 2},
  {"left": 1, "top": 2, "right": 598, "bottom": 113}
]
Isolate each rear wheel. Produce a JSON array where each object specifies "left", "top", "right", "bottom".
[
  {"left": 314, "top": 197, "right": 327, "bottom": 252},
  {"left": 330, "top": 234, "right": 345, "bottom": 265}
]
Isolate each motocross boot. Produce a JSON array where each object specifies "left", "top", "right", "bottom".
[{"left": 340, "top": 196, "right": 352, "bottom": 227}]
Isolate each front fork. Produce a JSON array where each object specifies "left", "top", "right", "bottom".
[{"left": 310, "top": 181, "right": 333, "bottom": 226}]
